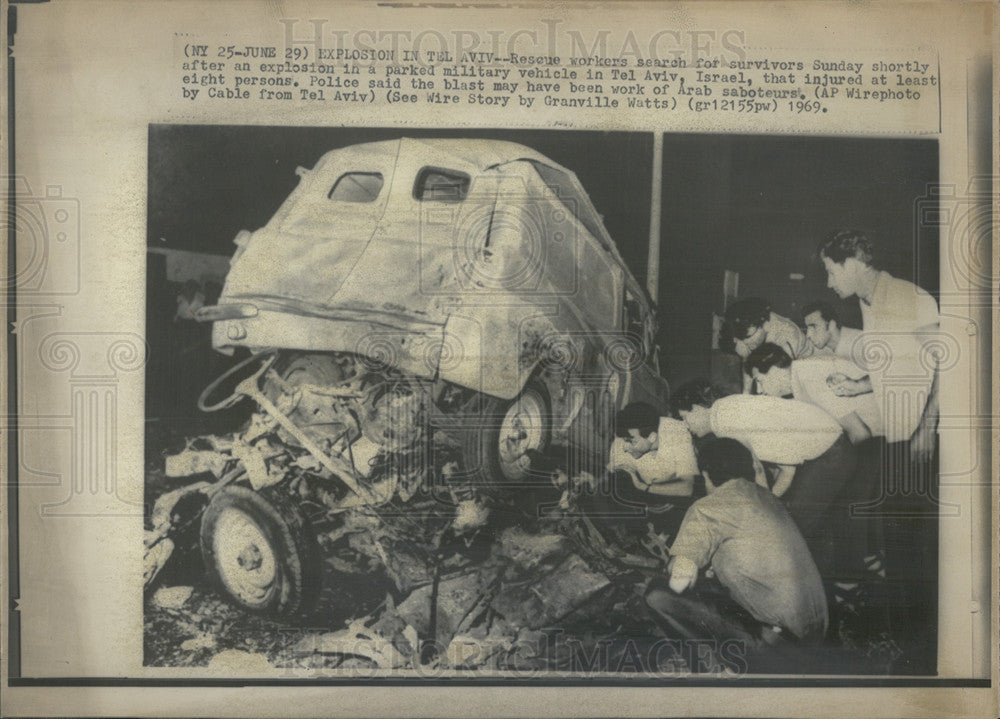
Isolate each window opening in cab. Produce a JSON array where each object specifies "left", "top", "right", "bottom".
[
  {"left": 414, "top": 167, "right": 470, "bottom": 203},
  {"left": 328, "top": 172, "right": 384, "bottom": 202}
]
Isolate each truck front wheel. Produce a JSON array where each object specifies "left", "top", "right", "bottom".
[
  {"left": 462, "top": 381, "right": 551, "bottom": 483},
  {"left": 200, "top": 486, "right": 318, "bottom": 618}
]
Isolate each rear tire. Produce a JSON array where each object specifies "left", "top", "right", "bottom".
[{"left": 200, "top": 485, "right": 319, "bottom": 618}]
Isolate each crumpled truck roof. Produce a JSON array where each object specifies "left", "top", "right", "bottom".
[{"left": 209, "top": 137, "right": 639, "bottom": 398}]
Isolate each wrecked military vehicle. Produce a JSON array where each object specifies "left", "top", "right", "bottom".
[{"left": 145, "top": 138, "right": 671, "bottom": 623}]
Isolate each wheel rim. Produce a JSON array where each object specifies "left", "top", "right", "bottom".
[
  {"left": 212, "top": 507, "right": 278, "bottom": 607},
  {"left": 497, "top": 390, "right": 546, "bottom": 479}
]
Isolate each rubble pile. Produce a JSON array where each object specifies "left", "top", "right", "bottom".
[
  {"left": 143, "top": 362, "right": 687, "bottom": 671},
  {"left": 284, "top": 523, "right": 660, "bottom": 672}
]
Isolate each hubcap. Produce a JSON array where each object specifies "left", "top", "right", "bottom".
[
  {"left": 213, "top": 507, "right": 277, "bottom": 606},
  {"left": 498, "top": 390, "right": 546, "bottom": 479}
]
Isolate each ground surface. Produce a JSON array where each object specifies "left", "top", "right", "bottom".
[{"left": 144, "top": 430, "right": 908, "bottom": 677}]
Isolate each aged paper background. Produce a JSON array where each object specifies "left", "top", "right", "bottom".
[{"left": 1, "top": 0, "right": 996, "bottom": 716}]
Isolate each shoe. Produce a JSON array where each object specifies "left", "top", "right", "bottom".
[
  {"left": 831, "top": 582, "right": 865, "bottom": 615},
  {"left": 863, "top": 551, "right": 886, "bottom": 580}
]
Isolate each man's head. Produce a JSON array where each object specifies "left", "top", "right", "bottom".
[
  {"left": 671, "top": 379, "right": 718, "bottom": 437},
  {"left": 697, "top": 437, "right": 755, "bottom": 493},
  {"left": 744, "top": 342, "right": 794, "bottom": 398},
  {"left": 818, "top": 230, "right": 874, "bottom": 299},
  {"left": 802, "top": 301, "right": 839, "bottom": 351},
  {"left": 614, "top": 401, "right": 660, "bottom": 459},
  {"left": 724, "top": 298, "right": 771, "bottom": 356}
]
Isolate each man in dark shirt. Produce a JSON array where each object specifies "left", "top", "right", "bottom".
[
  {"left": 671, "top": 378, "right": 857, "bottom": 580},
  {"left": 647, "top": 437, "right": 828, "bottom": 644}
]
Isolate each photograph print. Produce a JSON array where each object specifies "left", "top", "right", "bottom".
[{"left": 143, "top": 125, "right": 940, "bottom": 678}]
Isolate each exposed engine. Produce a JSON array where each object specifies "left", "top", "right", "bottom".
[{"left": 145, "top": 350, "right": 508, "bottom": 614}]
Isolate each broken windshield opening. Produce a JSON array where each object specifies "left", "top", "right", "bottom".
[
  {"left": 414, "top": 167, "right": 470, "bottom": 203},
  {"left": 329, "top": 172, "right": 384, "bottom": 202}
]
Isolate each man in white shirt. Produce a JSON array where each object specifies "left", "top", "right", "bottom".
[
  {"left": 725, "top": 297, "right": 813, "bottom": 393},
  {"left": 745, "top": 343, "right": 882, "bottom": 444},
  {"left": 819, "top": 230, "right": 939, "bottom": 456},
  {"left": 819, "top": 229, "right": 939, "bottom": 668},
  {"left": 609, "top": 402, "right": 699, "bottom": 497},
  {"left": 802, "top": 301, "right": 864, "bottom": 358},
  {"left": 801, "top": 302, "right": 873, "bottom": 425},
  {"left": 601, "top": 402, "right": 699, "bottom": 536},
  {"left": 746, "top": 343, "right": 884, "bottom": 580}
]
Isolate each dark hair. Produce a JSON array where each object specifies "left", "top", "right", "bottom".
[
  {"left": 670, "top": 379, "right": 719, "bottom": 415},
  {"left": 614, "top": 401, "right": 659, "bottom": 439},
  {"left": 818, "top": 229, "right": 874, "bottom": 266},
  {"left": 744, "top": 342, "right": 793, "bottom": 376},
  {"left": 698, "top": 437, "right": 755, "bottom": 485},
  {"left": 802, "top": 301, "right": 839, "bottom": 326},
  {"left": 724, "top": 298, "right": 771, "bottom": 340}
]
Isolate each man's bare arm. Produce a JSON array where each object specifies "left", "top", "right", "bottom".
[
  {"left": 636, "top": 474, "right": 696, "bottom": 497},
  {"left": 909, "top": 365, "right": 939, "bottom": 462},
  {"left": 770, "top": 464, "right": 797, "bottom": 497},
  {"left": 909, "top": 322, "right": 941, "bottom": 462},
  {"left": 837, "top": 411, "right": 873, "bottom": 444},
  {"left": 827, "top": 372, "right": 872, "bottom": 397}
]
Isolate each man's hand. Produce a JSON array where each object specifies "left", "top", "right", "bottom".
[
  {"left": 752, "top": 455, "right": 769, "bottom": 489},
  {"left": 826, "top": 372, "right": 872, "bottom": 397},
  {"left": 909, "top": 425, "right": 935, "bottom": 463},
  {"left": 668, "top": 555, "right": 698, "bottom": 593},
  {"left": 770, "top": 464, "right": 796, "bottom": 497},
  {"left": 909, "top": 364, "right": 939, "bottom": 464}
]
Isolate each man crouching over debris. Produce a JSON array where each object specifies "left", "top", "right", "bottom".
[
  {"left": 646, "top": 438, "right": 828, "bottom": 645},
  {"left": 603, "top": 401, "right": 699, "bottom": 537},
  {"left": 608, "top": 401, "right": 699, "bottom": 497}
]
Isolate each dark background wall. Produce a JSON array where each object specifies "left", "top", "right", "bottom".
[{"left": 658, "top": 135, "right": 938, "bottom": 386}]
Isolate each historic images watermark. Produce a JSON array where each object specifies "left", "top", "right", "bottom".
[{"left": 3, "top": 176, "right": 147, "bottom": 516}]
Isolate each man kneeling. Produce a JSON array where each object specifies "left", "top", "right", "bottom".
[{"left": 646, "top": 438, "right": 828, "bottom": 644}]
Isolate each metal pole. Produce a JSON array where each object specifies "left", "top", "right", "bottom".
[{"left": 646, "top": 134, "right": 663, "bottom": 301}]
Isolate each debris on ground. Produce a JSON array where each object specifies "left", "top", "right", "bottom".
[
  {"left": 152, "top": 585, "right": 194, "bottom": 609},
  {"left": 291, "top": 618, "right": 412, "bottom": 669},
  {"left": 180, "top": 633, "right": 217, "bottom": 652},
  {"left": 495, "top": 527, "right": 569, "bottom": 572},
  {"left": 444, "top": 630, "right": 512, "bottom": 669},
  {"left": 143, "top": 535, "right": 174, "bottom": 588},
  {"left": 451, "top": 498, "right": 490, "bottom": 536},
  {"left": 395, "top": 572, "right": 484, "bottom": 639},
  {"left": 492, "top": 554, "right": 612, "bottom": 630},
  {"left": 206, "top": 649, "right": 273, "bottom": 672},
  {"left": 165, "top": 449, "right": 229, "bottom": 479}
]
